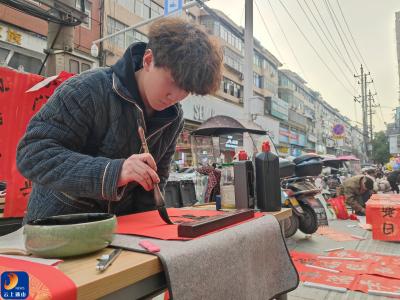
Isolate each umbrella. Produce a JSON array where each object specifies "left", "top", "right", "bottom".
[{"left": 191, "top": 115, "right": 266, "bottom": 136}]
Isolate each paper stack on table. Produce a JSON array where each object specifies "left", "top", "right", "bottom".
[
  {"left": 0, "top": 228, "right": 61, "bottom": 266},
  {"left": 0, "top": 228, "right": 27, "bottom": 255}
]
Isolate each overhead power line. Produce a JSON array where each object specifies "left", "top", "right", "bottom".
[
  {"left": 333, "top": 0, "right": 385, "bottom": 130},
  {"left": 322, "top": 0, "right": 357, "bottom": 73},
  {"left": 305, "top": 0, "right": 354, "bottom": 75},
  {"left": 1, "top": 0, "right": 82, "bottom": 26},
  {"left": 254, "top": 0, "right": 284, "bottom": 62},
  {"left": 276, "top": 0, "right": 355, "bottom": 96},
  {"left": 334, "top": 0, "right": 367, "bottom": 67},
  {"left": 296, "top": 0, "right": 356, "bottom": 93},
  {"left": 265, "top": 0, "right": 308, "bottom": 79},
  {"left": 325, "top": 0, "right": 360, "bottom": 68}
]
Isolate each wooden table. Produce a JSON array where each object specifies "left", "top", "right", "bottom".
[
  {"left": 59, "top": 248, "right": 164, "bottom": 300},
  {"left": 58, "top": 207, "right": 292, "bottom": 300}
]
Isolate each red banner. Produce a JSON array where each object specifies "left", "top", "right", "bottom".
[
  {"left": 0, "top": 67, "right": 73, "bottom": 217},
  {"left": 0, "top": 256, "right": 76, "bottom": 300}
]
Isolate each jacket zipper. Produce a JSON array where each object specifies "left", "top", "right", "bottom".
[{"left": 112, "top": 74, "right": 178, "bottom": 144}]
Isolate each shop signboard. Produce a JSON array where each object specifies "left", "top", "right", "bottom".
[
  {"left": 164, "top": 0, "right": 182, "bottom": 15},
  {"left": 278, "top": 146, "right": 289, "bottom": 155},
  {"left": 308, "top": 134, "right": 317, "bottom": 142},
  {"left": 289, "top": 130, "right": 299, "bottom": 145},
  {"left": 298, "top": 133, "right": 306, "bottom": 147},
  {"left": 332, "top": 123, "right": 345, "bottom": 139},
  {"left": 269, "top": 96, "right": 289, "bottom": 121},
  {"left": 0, "top": 22, "right": 46, "bottom": 53},
  {"left": 279, "top": 127, "right": 289, "bottom": 143},
  {"left": 396, "top": 107, "right": 400, "bottom": 127},
  {"left": 288, "top": 109, "right": 307, "bottom": 128},
  {"left": 291, "top": 148, "right": 302, "bottom": 157},
  {"left": 306, "top": 141, "right": 315, "bottom": 150},
  {"left": 389, "top": 135, "right": 399, "bottom": 154},
  {"left": 316, "top": 144, "right": 326, "bottom": 154},
  {"left": 326, "top": 138, "right": 335, "bottom": 148},
  {"left": 219, "top": 133, "right": 242, "bottom": 151}
]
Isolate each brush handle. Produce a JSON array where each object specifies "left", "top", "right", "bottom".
[
  {"left": 138, "top": 126, "right": 149, "bottom": 153},
  {"left": 138, "top": 126, "right": 165, "bottom": 207},
  {"left": 153, "top": 184, "right": 164, "bottom": 207}
]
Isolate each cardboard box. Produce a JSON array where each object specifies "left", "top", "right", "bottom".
[{"left": 366, "top": 195, "right": 400, "bottom": 241}]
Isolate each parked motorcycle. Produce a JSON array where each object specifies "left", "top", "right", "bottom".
[
  {"left": 321, "top": 173, "right": 342, "bottom": 198},
  {"left": 280, "top": 155, "right": 328, "bottom": 238}
]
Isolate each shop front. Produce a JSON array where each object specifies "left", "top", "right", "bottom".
[
  {"left": 278, "top": 126, "right": 290, "bottom": 157},
  {"left": 0, "top": 22, "right": 46, "bottom": 73},
  {"left": 174, "top": 120, "right": 200, "bottom": 168},
  {"left": 179, "top": 95, "right": 279, "bottom": 166}
]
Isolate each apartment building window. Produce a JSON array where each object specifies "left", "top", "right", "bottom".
[
  {"left": 224, "top": 47, "right": 243, "bottom": 73},
  {"left": 107, "top": 17, "right": 125, "bottom": 49},
  {"left": 69, "top": 59, "right": 80, "bottom": 73},
  {"left": 222, "top": 77, "right": 243, "bottom": 100},
  {"left": 218, "top": 23, "right": 243, "bottom": 53},
  {"left": 115, "top": 0, "right": 162, "bottom": 19},
  {"left": 253, "top": 53, "right": 263, "bottom": 69},
  {"left": 8, "top": 52, "right": 41, "bottom": 73},
  {"left": 0, "top": 48, "right": 10, "bottom": 64},
  {"left": 200, "top": 18, "right": 244, "bottom": 54},
  {"left": 76, "top": 0, "right": 92, "bottom": 29},
  {"left": 115, "top": 0, "right": 134, "bottom": 11},
  {"left": 150, "top": 1, "right": 164, "bottom": 17},
  {"left": 107, "top": 17, "right": 148, "bottom": 49},
  {"left": 279, "top": 75, "right": 296, "bottom": 90},
  {"left": 263, "top": 59, "right": 277, "bottom": 77},
  {"left": 264, "top": 78, "right": 277, "bottom": 93},
  {"left": 81, "top": 63, "right": 91, "bottom": 72},
  {"left": 253, "top": 72, "right": 263, "bottom": 89}
]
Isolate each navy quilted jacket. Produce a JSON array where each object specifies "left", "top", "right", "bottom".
[{"left": 17, "top": 43, "right": 184, "bottom": 223}]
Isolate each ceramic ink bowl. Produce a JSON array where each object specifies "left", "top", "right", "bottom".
[{"left": 23, "top": 213, "right": 116, "bottom": 258}]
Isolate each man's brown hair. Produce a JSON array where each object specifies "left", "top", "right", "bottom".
[{"left": 147, "top": 17, "right": 223, "bottom": 95}]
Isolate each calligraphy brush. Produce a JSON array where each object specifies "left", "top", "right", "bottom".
[{"left": 138, "top": 126, "right": 174, "bottom": 225}]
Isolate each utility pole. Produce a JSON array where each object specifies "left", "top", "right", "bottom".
[
  {"left": 243, "top": 0, "right": 254, "bottom": 122},
  {"left": 367, "top": 89, "right": 377, "bottom": 141},
  {"left": 354, "top": 65, "right": 369, "bottom": 159}
]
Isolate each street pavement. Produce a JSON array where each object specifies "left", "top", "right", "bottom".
[{"left": 286, "top": 218, "right": 400, "bottom": 300}]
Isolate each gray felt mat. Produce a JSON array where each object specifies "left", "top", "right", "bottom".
[{"left": 112, "top": 214, "right": 299, "bottom": 300}]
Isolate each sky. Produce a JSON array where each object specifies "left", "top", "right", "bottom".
[{"left": 207, "top": 0, "right": 400, "bottom": 132}]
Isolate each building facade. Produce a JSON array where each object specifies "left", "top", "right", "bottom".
[
  {"left": 0, "top": 0, "right": 100, "bottom": 75},
  {"left": 0, "top": 1, "right": 367, "bottom": 165}
]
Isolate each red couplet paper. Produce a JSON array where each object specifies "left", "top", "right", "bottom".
[
  {"left": 352, "top": 274, "right": 400, "bottom": 295},
  {"left": 294, "top": 262, "right": 357, "bottom": 289},
  {"left": 291, "top": 250, "right": 400, "bottom": 295},
  {"left": 328, "top": 249, "right": 394, "bottom": 264},
  {"left": 0, "top": 256, "right": 76, "bottom": 300},
  {"left": 116, "top": 208, "right": 264, "bottom": 240},
  {"left": 0, "top": 67, "right": 73, "bottom": 217}
]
